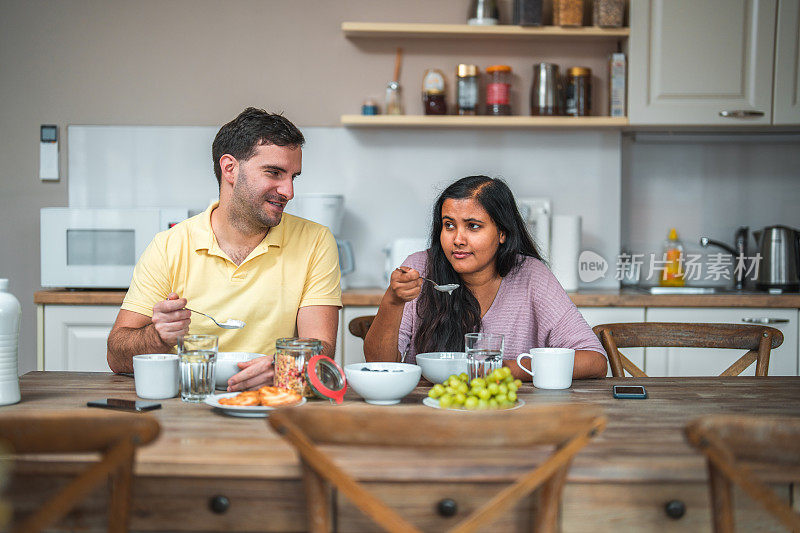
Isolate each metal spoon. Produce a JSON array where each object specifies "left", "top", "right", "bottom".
[
  {"left": 426, "top": 279, "right": 460, "bottom": 294},
  {"left": 185, "top": 308, "right": 246, "bottom": 329},
  {"left": 395, "top": 269, "right": 459, "bottom": 295}
]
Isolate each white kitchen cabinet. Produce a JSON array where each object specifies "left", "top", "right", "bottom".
[
  {"left": 645, "top": 307, "right": 798, "bottom": 376},
  {"left": 773, "top": 0, "right": 800, "bottom": 124},
  {"left": 42, "top": 305, "right": 118, "bottom": 371},
  {"left": 578, "top": 307, "right": 646, "bottom": 376},
  {"left": 629, "top": 0, "right": 777, "bottom": 125},
  {"left": 340, "top": 306, "right": 378, "bottom": 368}
]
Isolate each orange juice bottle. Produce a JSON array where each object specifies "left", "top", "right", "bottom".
[{"left": 660, "top": 228, "right": 685, "bottom": 287}]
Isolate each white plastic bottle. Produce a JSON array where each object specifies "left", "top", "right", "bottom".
[{"left": 0, "top": 278, "right": 21, "bottom": 405}]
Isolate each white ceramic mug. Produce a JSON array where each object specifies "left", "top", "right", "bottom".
[
  {"left": 516, "top": 348, "right": 575, "bottom": 390},
  {"left": 133, "top": 354, "right": 180, "bottom": 399}
]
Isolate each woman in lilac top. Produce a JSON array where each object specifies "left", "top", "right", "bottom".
[{"left": 364, "top": 176, "right": 607, "bottom": 380}]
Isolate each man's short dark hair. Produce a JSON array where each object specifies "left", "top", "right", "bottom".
[{"left": 212, "top": 107, "right": 305, "bottom": 186}]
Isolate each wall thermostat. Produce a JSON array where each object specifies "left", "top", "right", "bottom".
[{"left": 40, "top": 124, "right": 59, "bottom": 181}]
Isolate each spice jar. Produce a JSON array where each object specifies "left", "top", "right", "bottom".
[
  {"left": 456, "top": 64, "right": 479, "bottom": 115},
  {"left": 422, "top": 69, "right": 447, "bottom": 115},
  {"left": 274, "top": 338, "right": 322, "bottom": 397},
  {"left": 593, "top": 0, "right": 624, "bottom": 27},
  {"left": 554, "top": 0, "right": 584, "bottom": 27},
  {"left": 565, "top": 67, "right": 591, "bottom": 116},
  {"left": 486, "top": 65, "right": 512, "bottom": 116},
  {"left": 361, "top": 98, "right": 379, "bottom": 116}
]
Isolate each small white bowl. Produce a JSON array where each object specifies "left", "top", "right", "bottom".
[
  {"left": 415, "top": 352, "right": 468, "bottom": 384},
  {"left": 344, "top": 362, "right": 421, "bottom": 405},
  {"left": 215, "top": 352, "right": 263, "bottom": 390}
]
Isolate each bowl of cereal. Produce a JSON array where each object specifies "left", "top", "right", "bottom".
[
  {"left": 415, "top": 352, "right": 468, "bottom": 384},
  {"left": 344, "top": 362, "right": 421, "bottom": 405},
  {"left": 215, "top": 352, "right": 263, "bottom": 390}
]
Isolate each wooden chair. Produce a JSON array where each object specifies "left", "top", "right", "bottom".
[
  {"left": 348, "top": 315, "right": 375, "bottom": 341},
  {"left": 0, "top": 410, "right": 160, "bottom": 533},
  {"left": 270, "top": 404, "right": 606, "bottom": 533},
  {"left": 685, "top": 415, "right": 800, "bottom": 532},
  {"left": 593, "top": 322, "right": 783, "bottom": 378}
]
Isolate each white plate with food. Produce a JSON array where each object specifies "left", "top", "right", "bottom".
[
  {"left": 422, "top": 397, "right": 525, "bottom": 411},
  {"left": 205, "top": 392, "right": 306, "bottom": 418}
]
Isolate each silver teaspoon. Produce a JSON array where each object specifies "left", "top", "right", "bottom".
[
  {"left": 186, "top": 308, "right": 246, "bottom": 329},
  {"left": 394, "top": 269, "right": 459, "bottom": 295},
  {"left": 425, "top": 278, "right": 460, "bottom": 294}
]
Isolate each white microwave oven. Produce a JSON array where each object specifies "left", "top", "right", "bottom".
[{"left": 40, "top": 208, "right": 189, "bottom": 288}]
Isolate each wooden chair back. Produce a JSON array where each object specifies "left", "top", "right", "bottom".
[
  {"left": 270, "top": 404, "right": 605, "bottom": 533},
  {"left": 0, "top": 410, "right": 160, "bottom": 533},
  {"left": 348, "top": 315, "right": 375, "bottom": 341},
  {"left": 685, "top": 415, "right": 800, "bottom": 532},
  {"left": 593, "top": 322, "right": 783, "bottom": 378}
]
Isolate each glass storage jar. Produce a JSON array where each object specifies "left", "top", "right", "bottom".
[
  {"left": 554, "top": 0, "right": 584, "bottom": 27},
  {"left": 565, "top": 67, "right": 591, "bottom": 116},
  {"left": 486, "top": 65, "right": 512, "bottom": 116},
  {"left": 422, "top": 69, "right": 448, "bottom": 115},
  {"left": 593, "top": 0, "right": 624, "bottom": 27},
  {"left": 275, "top": 338, "right": 322, "bottom": 397},
  {"left": 456, "top": 64, "right": 479, "bottom": 115}
]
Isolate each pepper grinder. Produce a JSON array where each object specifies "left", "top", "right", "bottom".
[{"left": 385, "top": 48, "right": 404, "bottom": 115}]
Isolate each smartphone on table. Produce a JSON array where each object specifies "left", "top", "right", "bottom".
[
  {"left": 612, "top": 385, "right": 648, "bottom": 399},
  {"left": 87, "top": 398, "right": 162, "bottom": 412}
]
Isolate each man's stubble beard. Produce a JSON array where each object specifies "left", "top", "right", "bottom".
[{"left": 229, "top": 171, "right": 282, "bottom": 235}]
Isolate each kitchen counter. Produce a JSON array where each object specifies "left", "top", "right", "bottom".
[
  {"left": 34, "top": 288, "right": 800, "bottom": 308},
  {"left": 6, "top": 371, "right": 798, "bottom": 531}
]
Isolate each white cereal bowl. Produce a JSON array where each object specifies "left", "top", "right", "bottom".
[
  {"left": 415, "top": 352, "right": 468, "bottom": 384},
  {"left": 344, "top": 362, "right": 422, "bottom": 405},
  {"left": 215, "top": 352, "right": 263, "bottom": 390}
]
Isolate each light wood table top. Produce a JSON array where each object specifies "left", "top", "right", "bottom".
[{"left": 8, "top": 372, "right": 800, "bottom": 485}]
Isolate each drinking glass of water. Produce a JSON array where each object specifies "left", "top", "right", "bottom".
[
  {"left": 465, "top": 332, "right": 504, "bottom": 381},
  {"left": 178, "top": 334, "right": 218, "bottom": 402}
]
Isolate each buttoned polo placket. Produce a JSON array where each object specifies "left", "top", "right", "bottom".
[{"left": 194, "top": 209, "right": 286, "bottom": 283}]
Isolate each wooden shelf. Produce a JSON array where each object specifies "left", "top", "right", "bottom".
[
  {"left": 341, "top": 115, "right": 629, "bottom": 129},
  {"left": 342, "top": 22, "right": 629, "bottom": 40}
]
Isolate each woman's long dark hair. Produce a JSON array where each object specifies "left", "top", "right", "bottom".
[{"left": 414, "top": 176, "right": 543, "bottom": 354}]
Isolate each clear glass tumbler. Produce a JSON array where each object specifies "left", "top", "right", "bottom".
[
  {"left": 465, "top": 332, "right": 504, "bottom": 380},
  {"left": 178, "top": 334, "right": 218, "bottom": 402}
]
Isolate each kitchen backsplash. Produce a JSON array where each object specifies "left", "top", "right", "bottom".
[
  {"left": 622, "top": 135, "right": 800, "bottom": 286},
  {"left": 68, "top": 126, "right": 623, "bottom": 289}
]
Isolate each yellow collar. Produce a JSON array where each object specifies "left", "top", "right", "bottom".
[{"left": 191, "top": 201, "right": 285, "bottom": 261}]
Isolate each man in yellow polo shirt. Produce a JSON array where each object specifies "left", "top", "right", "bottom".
[{"left": 107, "top": 108, "right": 342, "bottom": 391}]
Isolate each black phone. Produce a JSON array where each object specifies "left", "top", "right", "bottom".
[
  {"left": 87, "top": 398, "right": 162, "bottom": 412},
  {"left": 612, "top": 385, "right": 648, "bottom": 399}
]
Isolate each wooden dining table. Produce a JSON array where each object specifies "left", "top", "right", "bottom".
[{"left": 4, "top": 371, "right": 800, "bottom": 532}]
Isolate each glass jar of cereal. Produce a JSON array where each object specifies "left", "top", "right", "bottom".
[{"left": 274, "top": 338, "right": 322, "bottom": 398}]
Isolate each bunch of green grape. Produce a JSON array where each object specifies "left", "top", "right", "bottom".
[{"left": 427, "top": 366, "right": 523, "bottom": 410}]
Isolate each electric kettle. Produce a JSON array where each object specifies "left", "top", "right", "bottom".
[{"left": 753, "top": 225, "right": 800, "bottom": 291}]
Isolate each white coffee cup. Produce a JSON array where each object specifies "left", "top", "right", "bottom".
[
  {"left": 516, "top": 348, "right": 575, "bottom": 390},
  {"left": 133, "top": 354, "right": 180, "bottom": 399}
]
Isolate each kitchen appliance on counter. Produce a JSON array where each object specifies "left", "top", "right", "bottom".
[
  {"left": 285, "top": 194, "right": 355, "bottom": 288},
  {"left": 41, "top": 208, "right": 188, "bottom": 288},
  {"left": 517, "top": 197, "right": 551, "bottom": 261},
  {"left": 753, "top": 225, "right": 800, "bottom": 292},
  {"left": 384, "top": 238, "right": 428, "bottom": 283}
]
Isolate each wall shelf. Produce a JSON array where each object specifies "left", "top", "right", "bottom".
[
  {"left": 341, "top": 115, "right": 628, "bottom": 129},
  {"left": 342, "top": 22, "right": 629, "bottom": 40}
]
